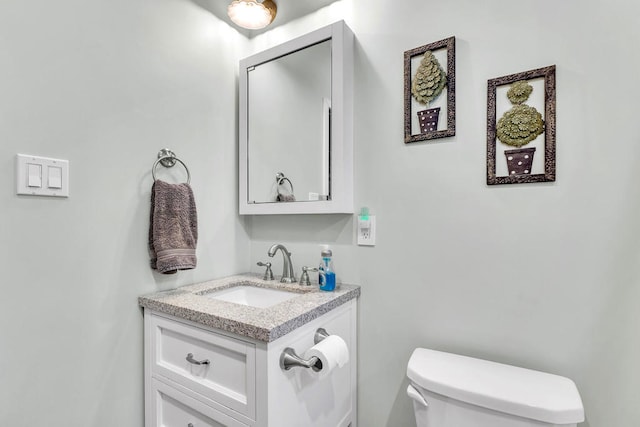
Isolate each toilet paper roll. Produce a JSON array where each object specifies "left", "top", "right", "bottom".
[{"left": 305, "top": 335, "right": 349, "bottom": 377}]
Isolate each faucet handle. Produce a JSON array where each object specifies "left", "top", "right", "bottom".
[
  {"left": 257, "top": 261, "right": 274, "bottom": 281},
  {"left": 299, "top": 266, "right": 318, "bottom": 286}
]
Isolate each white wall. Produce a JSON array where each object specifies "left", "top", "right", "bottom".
[
  {"left": 247, "top": 1, "right": 640, "bottom": 426},
  {"left": 0, "top": 0, "right": 250, "bottom": 425}
]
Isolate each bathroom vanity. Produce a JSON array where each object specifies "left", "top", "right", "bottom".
[{"left": 139, "top": 275, "right": 360, "bottom": 427}]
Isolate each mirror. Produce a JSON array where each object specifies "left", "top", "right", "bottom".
[
  {"left": 239, "top": 21, "right": 354, "bottom": 215},
  {"left": 248, "top": 40, "right": 331, "bottom": 204}
]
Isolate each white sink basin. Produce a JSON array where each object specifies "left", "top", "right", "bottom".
[{"left": 204, "top": 285, "right": 299, "bottom": 308}]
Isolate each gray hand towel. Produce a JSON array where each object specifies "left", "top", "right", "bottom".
[
  {"left": 148, "top": 180, "right": 198, "bottom": 274},
  {"left": 277, "top": 193, "right": 296, "bottom": 202}
]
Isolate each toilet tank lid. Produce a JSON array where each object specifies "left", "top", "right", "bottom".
[{"left": 407, "top": 348, "right": 584, "bottom": 424}]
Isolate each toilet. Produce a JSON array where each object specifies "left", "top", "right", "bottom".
[{"left": 406, "top": 348, "right": 585, "bottom": 426}]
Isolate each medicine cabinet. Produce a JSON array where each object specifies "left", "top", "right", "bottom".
[{"left": 239, "top": 21, "right": 354, "bottom": 215}]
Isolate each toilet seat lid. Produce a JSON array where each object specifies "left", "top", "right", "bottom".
[{"left": 407, "top": 348, "right": 584, "bottom": 424}]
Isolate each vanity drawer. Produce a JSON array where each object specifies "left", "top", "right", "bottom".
[
  {"left": 149, "top": 314, "right": 256, "bottom": 419},
  {"left": 150, "top": 378, "right": 249, "bottom": 427}
]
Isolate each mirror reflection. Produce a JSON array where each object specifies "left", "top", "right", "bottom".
[{"left": 247, "top": 39, "right": 332, "bottom": 204}]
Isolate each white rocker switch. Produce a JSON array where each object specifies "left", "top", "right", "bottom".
[
  {"left": 27, "top": 163, "right": 42, "bottom": 188},
  {"left": 48, "top": 166, "right": 62, "bottom": 189}
]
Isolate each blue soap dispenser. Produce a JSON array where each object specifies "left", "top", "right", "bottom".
[{"left": 318, "top": 246, "right": 336, "bottom": 291}]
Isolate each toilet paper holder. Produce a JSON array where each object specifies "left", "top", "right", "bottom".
[{"left": 280, "top": 328, "right": 330, "bottom": 371}]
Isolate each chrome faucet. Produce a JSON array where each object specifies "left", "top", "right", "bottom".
[{"left": 267, "top": 243, "right": 296, "bottom": 283}]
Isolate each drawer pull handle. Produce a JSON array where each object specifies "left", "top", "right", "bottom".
[{"left": 186, "top": 353, "right": 210, "bottom": 366}]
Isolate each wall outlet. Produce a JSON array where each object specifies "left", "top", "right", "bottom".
[{"left": 357, "top": 215, "right": 376, "bottom": 246}]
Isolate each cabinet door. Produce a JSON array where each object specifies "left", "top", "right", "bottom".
[
  {"left": 150, "top": 378, "right": 249, "bottom": 427},
  {"left": 149, "top": 314, "right": 256, "bottom": 420}
]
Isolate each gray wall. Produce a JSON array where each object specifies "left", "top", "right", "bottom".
[
  {"left": 2, "top": 0, "right": 640, "bottom": 426},
  {"left": 247, "top": 1, "right": 640, "bottom": 426},
  {"left": 0, "top": 0, "right": 250, "bottom": 425}
]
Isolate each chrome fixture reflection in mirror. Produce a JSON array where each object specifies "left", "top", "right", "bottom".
[
  {"left": 239, "top": 21, "right": 354, "bottom": 215},
  {"left": 227, "top": 0, "right": 277, "bottom": 30}
]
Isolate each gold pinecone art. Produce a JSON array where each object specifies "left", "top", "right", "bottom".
[{"left": 411, "top": 51, "right": 447, "bottom": 105}]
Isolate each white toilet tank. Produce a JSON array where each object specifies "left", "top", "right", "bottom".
[{"left": 406, "top": 348, "right": 584, "bottom": 427}]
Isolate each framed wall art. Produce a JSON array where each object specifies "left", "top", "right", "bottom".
[
  {"left": 487, "top": 65, "right": 556, "bottom": 185},
  {"left": 404, "top": 36, "right": 456, "bottom": 143}
]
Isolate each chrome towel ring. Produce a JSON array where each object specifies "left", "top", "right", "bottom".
[
  {"left": 275, "top": 172, "right": 295, "bottom": 201},
  {"left": 152, "top": 148, "right": 191, "bottom": 184},
  {"left": 276, "top": 171, "right": 294, "bottom": 193}
]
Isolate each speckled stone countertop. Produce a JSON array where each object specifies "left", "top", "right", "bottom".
[{"left": 138, "top": 274, "right": 360, "bottom": 343}]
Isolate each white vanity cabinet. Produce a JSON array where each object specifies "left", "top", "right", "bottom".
[{"left": 143, "top": 298, "right": 357, "bottom": 427}]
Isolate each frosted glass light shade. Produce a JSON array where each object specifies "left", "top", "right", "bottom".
[{"left": 228, "top": 0, "right": 277, "bottom": 30}]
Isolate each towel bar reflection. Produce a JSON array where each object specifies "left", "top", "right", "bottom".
[
  {"left": 276, "top": 171, "right": 294, "bottom": 193},
  {"left": 276, "top": 171, "right": 295, "bottom": 201},
  {"left": 152, "top": 148, "right": 191, "bottom": 184}
]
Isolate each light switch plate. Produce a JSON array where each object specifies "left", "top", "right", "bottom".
[{"left": 16, "top": 154, "right": 69, "bottom": 197}]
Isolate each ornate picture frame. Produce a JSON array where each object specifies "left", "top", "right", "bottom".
[
  {"left": 404, "top": 36, "right": 456, "bottom": 143},
  {"left": 487, "top": 65, "right": 556, "bottom": 185}
]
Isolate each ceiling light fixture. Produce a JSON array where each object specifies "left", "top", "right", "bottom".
[{"left": 227, "top": 0, "right": 277, "bottom": 30}]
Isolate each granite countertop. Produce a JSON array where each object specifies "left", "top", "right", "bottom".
[{"left": 138, "top": 273, "right": 360, "bottom": 343}]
